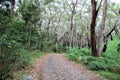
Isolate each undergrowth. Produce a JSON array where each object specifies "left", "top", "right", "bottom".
[
  {"left": 66, "top": 37, "right": 120, "bottom": 80},
  {"left": 0, "top": 48, "right": 43, "bottom": 80},
  {"left": 13, "top": 49, "right": 43, "bottom": 80}
]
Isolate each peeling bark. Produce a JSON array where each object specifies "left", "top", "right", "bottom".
[
  {"left": 69, "top": 0, "right": 78, "bottom": 48},
  {"left": 98, "top": 0, "right": 107, "bottom": 56}
]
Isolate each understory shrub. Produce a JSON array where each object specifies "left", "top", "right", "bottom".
[
  {"left": 0, "top": 49, "right": 31, "bottom": 80},
  {"left": 98, "top": 71, "right": 120, "bottom": 80},
  {"left": 66, "top": 48, "right": 91, "bottom": 61},
  {"left": 81, "top": 56, "right": 96, "bottom": 65},
  {"left": 66, "top": 39, "right": 120, "bottom": 74},
  {"left": 89, "top": 60, "right": 108, "bottom": 71}
]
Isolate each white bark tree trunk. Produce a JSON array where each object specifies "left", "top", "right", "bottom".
[
  {"left": 69, "top": 0, "right": 78, "bottom": 48},
  {"left": 98, "top": 0, "right": 107, "bottom": 56}
]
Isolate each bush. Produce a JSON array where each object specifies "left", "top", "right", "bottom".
[
  {"left": 66, "top": 48, "right": 82, "bottom": 61},
  {"left": 66, "top": 48, "right": 91, "bottom": 62},
  {"left": 66, "top": 41, "right": 120, "bottom": 74},
  {"left": 98, "top": 71, "right": 120, "bottom": 80},
  {"left": 89, "top": 61, "right": 108, "bottom": 71},
  {"left": 117, "top": 43, "right": 120, "bottom": 52},
  {"left": 0, "top": 49, "right": 31, "bottom": 80},
  {"left": 80, "top": 48, "right": 91, "bottom": 55},
  {"left": 81, "top": 56, "right": 96, "bottom": 65}
]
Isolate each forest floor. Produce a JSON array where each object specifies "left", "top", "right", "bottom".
[{"left": 29, "top": 54, "right": 106, "bottom": 80}]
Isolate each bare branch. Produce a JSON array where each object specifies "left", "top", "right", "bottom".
[
  {"left": 66, "top": 0, "right": 72, "bottom": 11},
  {"left": 96, "top": 0, "right": 103, "bottom": 15},
  {"left": 106, "top": 18, "right": 119, "bottom": 38}
]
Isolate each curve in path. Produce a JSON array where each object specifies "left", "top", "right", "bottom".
[{"left": 31, "top": 54, "right": 105, "bottom": 80}]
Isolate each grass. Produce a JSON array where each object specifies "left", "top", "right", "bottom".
[
  {"left": 30, "top": 50, "right": 44, "bottom": 63},
  {"left": 99, "top": 37, "right": 120, "bottom": 80},
  {"left": 104, "top": 37, "right": 119, "bottom": 56},
  {"left": 66, "top": 36, "right": 120, "bottom": 80},
  {"left": 13, "top": 49, "right": 44, "bottom": 80},
  {"left": 97, "top": 71, "right": 120, "bottom": 80}
]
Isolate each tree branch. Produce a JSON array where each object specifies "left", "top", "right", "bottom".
[
  {"left": 66, "top": 0, "right": 72, "bottom": 11},
  {"left": 96, "top": 0, "right": 103, "bottom": 15},
  {"left": 106, "top": 18, "right": 119, "bottom": 38}
]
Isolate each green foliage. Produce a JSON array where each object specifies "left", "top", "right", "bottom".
[
  {"left": 98, "top": 71, "right": 120, "bottom": 80},
  {"left": 0, "top": 48, "right": 43, "bottom": 80},
  {"left": 89, "top": 60, "right": 108, "bottom": 71},
  {"left": 38, "top": 31, "right": 54, "bottom": 52},
  {"left": 0, "top": 3, "right": 41, "bottom": 79},
  {"left": 19, "top": 0, "right": 64, "bottom": 52},
  {"left": 0, "top": 16, "right": 42, "bottom": 79},
  {"left": 20, "top": 0, "right": 40, "bottom": 24},
  {"left": 37, "top": 31, "right": 67, "bottom": 53},
  {"left": 117, "top": 43, "right": 120, "bottom": 52},
  {"left": 66, "top": 48, "right": 90, "bottom": 61},
  {"left": 0, "top": 0, "right": 67, "bottom": 79},
  {"left": 13, "top": 50, "right": 43, "bottom": 80},
  {"left": 30, "top": 50, "right": 43, "bottom": 63},
  {"left": 0, "top": 49, "right": 31, "bottom": 80},
  {"left": 66, "top": 37, "right": 120, "bottom": 79},
  {"left": 44, "top": 0, "right": 54, "bottom": 5},
  {"left": 52, "top": 44, "right": 63, "bottom": 52},
  {"left": 81, "top": 56, "right": 96, "bottom": 65}
]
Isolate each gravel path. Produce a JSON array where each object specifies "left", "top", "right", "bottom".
[{"left": 31, "top": 54, "right": 106, "bottom": 80}]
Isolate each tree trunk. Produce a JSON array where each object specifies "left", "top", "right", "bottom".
[
  {"left": 102, "top": 16, "right": 119, "bottom": 52},
  {"left": 10, "top": 0, "right": 15, "bottom": 16},
  {"left": 90, "top": 0, "right": 102, "bottom": 57},
  {"left": 69, "top": 10, "right": 75, "bottom": 48},
  {"left": 98, "top": 0, "right": 107, "bottom": 56},
  {"left": 69, "top": 0, "right": 78, "bottom": 48},
  {"left": 28, "top": 23, "right": 32, "bottom": 51},
  {"left": 90, "top": 0, "right": 98, "bottom": 57}
]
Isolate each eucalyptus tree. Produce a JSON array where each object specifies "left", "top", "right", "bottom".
[
  {"left": 98, "top": 1, "right": 120, "bottom": 53},
  {"left": 90, "top": 0, "right": 120, "bottom": 56},
  {"left": 90, "top": 0, "right": 102, "bottom": 56},
  {"left": 41, "top": 0, "right": 70, "bottom": 51},
  {"left": 103, "top": 9, "right": 120, "bottom": 52},
  {"left": 77, "top": 0, "right": 91, "bottom": 48},
  {"left": 98, "top": 0, "right": 107, "bottom": 56},
  {"left": 66, "top": 0, "right": 78, "bottom": 48}
]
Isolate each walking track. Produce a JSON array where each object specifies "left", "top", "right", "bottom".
[{"left": 30, "top": 54, "right": 106, "bottom": 80}]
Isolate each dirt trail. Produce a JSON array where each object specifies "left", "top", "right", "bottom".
[{"left": 30, "top": 54, "right": 105, "bottom": 80}]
